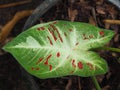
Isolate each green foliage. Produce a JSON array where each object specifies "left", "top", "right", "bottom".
[{"left": 3, "top": 20, "right": 114, "bottom": 79}]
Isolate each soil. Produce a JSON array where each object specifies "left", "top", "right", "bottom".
[{"left": 0, "top": 0, "right": 120, "bottom": 90}]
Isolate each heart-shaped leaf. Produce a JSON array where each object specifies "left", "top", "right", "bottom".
[{"left": 3, "top": 20, "right": 114, "bottom": 79}]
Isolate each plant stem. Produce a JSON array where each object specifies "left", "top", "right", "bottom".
[
  {"left": 91, "top": 76, "right": 101, "bottom": 90},
  {"left": 99, "top": 46, "right": 120, "bottom": 53}
]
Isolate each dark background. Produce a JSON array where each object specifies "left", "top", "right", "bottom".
[{"left": 0, "top": 0, "right": 120, "bottom": 90}]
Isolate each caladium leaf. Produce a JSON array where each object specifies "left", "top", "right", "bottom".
[{"left": 3, "top": 20, "right": 114, "bottom": 79}]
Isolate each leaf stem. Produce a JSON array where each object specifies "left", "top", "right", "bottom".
[
  {"left": 91, "top": 76, "right": 101, "bottom": 90},
  {"left": 98, "top": 46, "right": 120, "bottom": 53}
]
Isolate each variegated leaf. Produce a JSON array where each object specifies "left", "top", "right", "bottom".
[{"left": 3, "top": 20, "right": 114, "bottom": 79}]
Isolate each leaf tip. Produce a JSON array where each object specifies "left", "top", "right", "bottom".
[{"left": 2, "top": 44, "right": 8, "bottom": 52}]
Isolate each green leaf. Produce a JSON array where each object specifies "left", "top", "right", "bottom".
[{"left": 3, "top": 20, "right": 114, "bottom": 79}]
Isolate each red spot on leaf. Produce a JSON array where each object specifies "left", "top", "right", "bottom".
[
  {"left": 72, "top": 59, "right": 76, "bottom": 68},
  {"left": 99, "top": 30, "right": 104, "bottom": 36},
  {"left": 89, "top": 35, "right": 94, "bottom": 39},
  {"left": 56, "top": 29, "right": 63, "bottom": 42},
  {"left": 69, "top": 29, "right": 73, "bottom": 32},
  {"left": 47, "top": 36, "right": 53, "bottom": 45},
  {"left": 83, "top": 37, "right": 89, "bottom": 40},
  {"left": 31, "top": 67, "right": 34, "bottom": 70},
  {"left": 86, "top": 62, "right": 94, "bottom": 70},
  {"left": 64, "top": 32, "right": 67, "bottom": 36},
  {"left": 36, "top": 67, "right": 40, "bottom": 70},
  {"left": 36, "top": 58, "right": 43, "bottom": 65},
  {"left": 48, "top": 28, "right": 57, "bottom": 41},
  {"left": 50, "top": 24, "right": 63, "bottom": 42},
  {"left": 82, "top": 34, "right": 86, "bottom": 37},
  {"left": 78, "top": 62, "right": 83, "bottom": 69},
  {"left": 75, "top": 42, "right": 79, "bottom": 46},
  {"left": 57, "top": 52, "right": 60, "bottom": 57},
  {"left": 49, "top": 65, "right": 52, "bottom": 71},
  {"left": 82, "top": 34, "right": 89, "bottom": 40},
  {"left": 31, "top": 67, "right": 40, "bottom": 70},
  {"left": 44, "top": 54, "right": 52, "bottom": 65},
  {"left": 37, "top": 27, "right": 45, "bottom": 30}
]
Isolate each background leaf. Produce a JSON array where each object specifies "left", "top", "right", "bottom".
[{"left": 3, "top": 20, "right": 114, "bottom": 79}]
